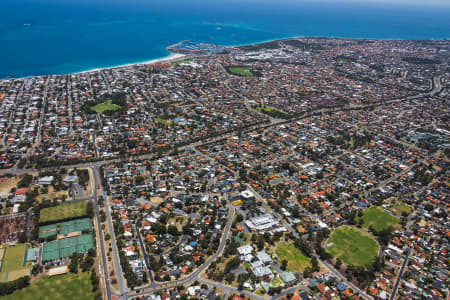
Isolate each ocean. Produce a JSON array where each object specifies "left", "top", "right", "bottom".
[{"left": 1, "top": 0, "right": 449, "bottom": 79}]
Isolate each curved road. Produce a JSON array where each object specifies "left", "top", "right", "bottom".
[{"left": 128, "top": 205, "right": 235, "bottom": 299}]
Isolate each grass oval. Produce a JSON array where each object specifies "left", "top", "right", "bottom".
[{"left": 326, "top": 225, "right": 379, "bottom": 267}]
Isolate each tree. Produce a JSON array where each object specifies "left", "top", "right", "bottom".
[
  {"left": 233, "top": 214, "right": 244, "bottom": 227},
  {"left": 168, "top": 225, "right": 179, "bottom": 236},
  {"left": 311, "top": 257, "right": 319, "bottom": 272},
  {"left": 81, "top": 256, "right": 94, "bottom": 272},
  {"left": 88, "top": 248, "right": 96, "bottom": 257},
  {"left": 224, "top": 256, "right": 240, "bottom": 273},
  {"left": 18, "top": 175, "right": 33, "bottom": 188},
  {"left": 86, "top": 201, "right": 94, "bottom": 218},
  {"left": 225, "top": 272, "right": 235, "bottom": 283},
  {"left": 281, "top": 259, "right": 288, "bottom": 271},
  {"left": 303, "top": 266, "right": 313, "bottom": 278},
  {"left": 69, "top": 253, "right": 80, "bottom": 273},
  {"left": 293, "top": 238, "right": 312, "bottom": 257},
  {"left": 100, "top": 212, "right": 107, "bottom": 223},
  {"left": 257, "top": 235, "right": 265, "bottom": 250},
  {"left": 18, "top": 232, "right": 27, "bottom": 243}
]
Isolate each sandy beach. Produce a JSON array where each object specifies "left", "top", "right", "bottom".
[{"left": 76, "top": 52, "right": 187, "bottom": 74}]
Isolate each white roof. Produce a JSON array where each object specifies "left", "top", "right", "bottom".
[
  {"left": 48, "top": 265, "right": 69, "bottom": 276},
  {"left": 237, "top": 244, "right": 253, "bottom": 255},
  {"left": 240, "top": 190, "right": 254, "bottom": 199},
  {"left": 256, "top": 251, "right": 272, "bottom": 264}
]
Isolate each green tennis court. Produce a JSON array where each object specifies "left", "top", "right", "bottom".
[{"left": 42, "top": 234, "right": 93, "bottom": 262}]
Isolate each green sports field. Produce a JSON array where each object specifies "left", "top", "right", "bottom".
[
  {"left": 228, "top": 66, "right": 254, "bottom": 77},
  {"left": 1, "top": 272, "right": 97, "bottom": 300},
  {"left": 0, "top": 244, "right": 30, "bottom": 282},
  {"left": 326, "top": 226, "right": 379, "bottom": 267},
  {"left": 255, "top": 106, "right": 291, "bottom": 119},
  {"left": 154, "top": 118, "right": 174, "bottom": 126},
  {"left": 275, "top": 242, "right": 311, "bottom": 272},
  {"left": 391, "top": 204, "right": 413, "bottom": 216},
  {"left": 39, "top": 201, "right": 87, "bottom": 224},
  {"left": 172, "top": 59, "right": 192, "bottom": 65},
  {"left": 358, "top": 206, "right": 400, "bottom": 232},
  {"left": 90, "top": 100, "right": 121, "bottom": 114}
]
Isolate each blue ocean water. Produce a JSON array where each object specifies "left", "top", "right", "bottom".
[{"left": 1, "top": 0, "right": 449, "bottom": 78}]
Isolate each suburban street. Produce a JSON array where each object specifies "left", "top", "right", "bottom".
[
  {"left": 128, "top": 205, "right": 236, "bottom": 299},
  {"left": 0, "top": 71, "right": 444, "bottom": 300},
  {"left": 390, "top": 248, "right": 411, "bottom": 300}
]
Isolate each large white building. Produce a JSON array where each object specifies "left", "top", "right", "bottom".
[{"left": 244, "top": 214, "right": 280, "bottom": 233}]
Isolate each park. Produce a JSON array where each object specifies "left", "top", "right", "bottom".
[
  {"left": 275, "top": 242, "right": 311, "bottom": 272},
  {"left": 326, "top": 226, "right": 379, "bottom": 267},
  {"left": 90, "top": 100, "right": 122, "bottom": 114},
  {"left": 1, "top": 272, "right": 96, "bottom": 300},
  {"left": 357, "top": 206, "right": 400, "bottom": 232}
]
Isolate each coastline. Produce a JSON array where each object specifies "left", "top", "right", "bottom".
[
  {"left": 0, "top": 52, "right": 188, "bottom": 81},
  {"left": 76, "top": 35, "right": 302, "bottom": 75},
  {"left": 0, "top": 35, "right": 332, "bottom": 80},
  {"left": 1, "top": 35, "right": 448, "bottom": 80},
  {"left": 76, "top": 52, "right": 187, "bottom": 74}
]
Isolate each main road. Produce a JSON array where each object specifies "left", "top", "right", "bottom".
[
  {"left": 93, "top": 166, "right": 128, "bottom": 300},
  {"left": 0, "top": 74, "right": 442, "bottom": 177},
  {"left": 90, "top": 168, "right": 112, "bottom": 300},
  {"left": 0, "top": 76, "right": 443, "bottom": 300}
]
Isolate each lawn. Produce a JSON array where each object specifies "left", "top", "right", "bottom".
[
  {"left": 326, "top": 226, "right": 379, "bottom": 267},
  {"left": 0, "top": 244, "right": 30, "bottom": 282},
  {"left": 228, "top": 66, "right": 254, "bottom": 77},
  {"left": 36, "top": 186, "right": 69, "bottom": 203},
  {"left": 172, "top": 59, "right": 192, "bottom": 65},
  {"left": 275, "top": 242, "right": 311, "bottom": 272},
  {"left": 256, "top": 106, "right": 275, "bottom": 113},
  {"left": 0, "top": 177, "right": 21, "bottom": 195},
  {"left": 1, "top": 272, "right": 97, "bottom": 300},
  {"left": 39, "top": 201, "right": 87, "bottom": 224},
  {"left": 0, "top": 244, "right": 26, "bottom": 272},
  {"left": 358, "top": 206, "right": 400, "bottom": 232},
  {"left": 255, "top": 106, "right": 291, "bottom": 119},
  {"left": 154, "top": 118, "right": 174, "bottom": 126},
  {"left": 90, "top": 100, "right": 121, "bottom": 114},
  {"left": 391, "top": 204, "right": 413, "bottom": 216}
]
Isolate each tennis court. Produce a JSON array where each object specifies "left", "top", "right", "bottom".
[
  {"left": 39, "top": 224, "right": 58, "bottom": 239},
  {"left": 59, "top": 218, "right": 91, "bottom": 235},
  {"left": 39, "top": 218, "right": 91, "bottom": 239},
  {"left": 42, "top": 234, "right": 93, "bottom": 262}
]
